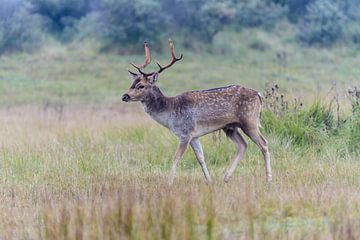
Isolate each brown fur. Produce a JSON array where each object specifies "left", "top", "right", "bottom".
[{"left": 122, "top": 73, "right": 272, "bottom": 184}]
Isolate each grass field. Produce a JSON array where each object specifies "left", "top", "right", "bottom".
[
  {"left": 0, "top": 43, "right": 359, "bottom": 239},
  {"left": 0, "top": 41, "right": 359, "bottom": 105}
]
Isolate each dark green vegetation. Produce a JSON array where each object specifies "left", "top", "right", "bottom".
[
  {"left": 262, "top": 85, "right": 360, "bottom": 153},
  {"left": 2, "top": 0, "right": 360, "bottom": 54}
]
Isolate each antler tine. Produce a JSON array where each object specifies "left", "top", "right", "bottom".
[
  {"left": 156, "top": 38, "right": 183, "bottom": 74},
  {"left": 131, "top": 41, "right": 153, "bottom": 76},
  {"left": 142, "top": 42, "right": 151, "bottom": 68},
  {"left": 130, "top": 63, "right": 147, "bottom": 76}
]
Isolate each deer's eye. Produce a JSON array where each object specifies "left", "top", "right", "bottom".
[{"left": 137, "top": 85, "right": 145, "bottom": 90}]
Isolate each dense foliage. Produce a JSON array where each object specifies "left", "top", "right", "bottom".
[
  {"left": 262, "top": 85, "right": 360, "bottom": 154},
  {"left": 0, "top": 1, "right": 44, "bottom": 54},
  {"left": 1, "top": 0, "right": 360, "bottom": 53}
]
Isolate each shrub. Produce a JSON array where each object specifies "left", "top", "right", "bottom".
[
  {"left": 28, "top": 0, "right": 92, "bottom": 41},
  {"left": 262, "top": 85, "right": 336, "bottom": 146},
  {"left": 277, "top": 0, "right": 316, "bottom": 23},
  {"left": 235, "top": 0, "right": 287, "bottom": 29},
  {"left": 262, "top": 102, "right": 334, "bottom": 146},
  {"left": 343, "top": 22, "right": 360, "bottom": 45},
  {"left": 161, "top": 0, "right": 236, "bottom": 45},
  {"left": 297, "top": 0, "right": 347, "bottom": 47},
  {"left": 262, "top": 84, "right": 360, "bottom": 155},
  {"left": 347, "top": 87, "right": 360, "bottom": 153},
  {"left": 93, "top": 0, "right": 169, "bottom": 51},
  {"left": 0, "top": 1, "right": 44, "bottom": 54},
  {"left": 348, "top": 108, "right": 360, "bottom": 154},
  {"left": 194, "top": 1, "right": 236, "bottom": 41}
]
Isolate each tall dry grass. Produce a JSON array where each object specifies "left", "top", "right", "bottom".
[{"left": 0, "top": 103, "right": 359, "bottom": 239}]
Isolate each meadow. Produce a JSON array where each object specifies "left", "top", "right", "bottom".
[{"left": 0, "top": 42, "right": 359, "bottom": 239}]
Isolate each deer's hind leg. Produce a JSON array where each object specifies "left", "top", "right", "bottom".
[
  {"left": 190, "top": 138, "right": 212, "bottom": 184},
  {"left": 223, "top": 127, "right": 248, "bottom": 183},
  {"left": 241, "top": 126, "right": 272, "bottom": 182}
]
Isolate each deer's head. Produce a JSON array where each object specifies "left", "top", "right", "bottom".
[{"left": 122, "top": 39, "right": 183, "bottom": 102}]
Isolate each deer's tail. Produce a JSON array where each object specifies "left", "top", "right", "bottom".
[{"left": 257, "top": 92, "right": 263, "bottom": 128}]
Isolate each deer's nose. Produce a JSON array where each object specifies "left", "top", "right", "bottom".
[{"left": 122, "top": 94, "right": 130, "bottom": 102}]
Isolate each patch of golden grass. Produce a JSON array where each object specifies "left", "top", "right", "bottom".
[{"left": 0, "top": 104, "right": 359, "bottom": 239}]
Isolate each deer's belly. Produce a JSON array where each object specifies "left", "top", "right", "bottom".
[{"left": 193, "top": 121, "right": 230, "bottom": 138}]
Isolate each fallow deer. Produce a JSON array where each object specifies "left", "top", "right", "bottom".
[{"left": 122, "top": 39, "right": 272, "bottom": 184}]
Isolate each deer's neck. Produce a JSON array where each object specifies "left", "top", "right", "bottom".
[
  {"left": 141, "top": 86, "right": 171, "bottom": 127},
  {"left": 141, "top": 86, "right": 169, "bottom": 112}
]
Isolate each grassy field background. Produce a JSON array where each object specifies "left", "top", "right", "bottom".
[
  {"left": 1, "top": 36, "right": 359, "bottom": 105},
  {"left": 0, "top": 39, "right": 359, "bottom": 238}
]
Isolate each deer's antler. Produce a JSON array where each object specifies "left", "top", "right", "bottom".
[
  {"left": 156, "top": 39, "right": 183, "bottom": 74},
  {"left": 131, "top": 41, "right": 153, "bottom": 76},
  {"left": 130, "top": 39, "right": 183, "bottom": 77}
]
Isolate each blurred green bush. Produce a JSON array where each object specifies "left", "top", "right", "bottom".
[
  {"left": 0, "top": 1, "right": 44, "bottom": 54},
  {"left": 262, "top": 85, "right": 360, "bottom": 154},
  {"left": 2, "top": 0, "right": 360, "bottom": 53}
]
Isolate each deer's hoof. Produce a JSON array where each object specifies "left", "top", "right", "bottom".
[{"left": 266, "top": 175, "right": 272, "bottom": 182}]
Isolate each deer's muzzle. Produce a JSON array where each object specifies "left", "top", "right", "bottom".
[{"left": 122, "top": 94, "right": 130, "bottom": 102}]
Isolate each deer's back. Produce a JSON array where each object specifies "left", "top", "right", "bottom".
[{"left": 187, "top": 85, "right": 261, "bottom": 116}]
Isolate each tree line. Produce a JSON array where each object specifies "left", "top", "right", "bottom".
[{"left": 1, "top": 0, "right": 360, "bottom": 54}]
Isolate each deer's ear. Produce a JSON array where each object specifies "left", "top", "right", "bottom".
[
  {"left": 149, "top": 72, "right": 158, "bottom": 84},
  {"left": 128, "top": 70, "right": 138, "bottom": 80}
]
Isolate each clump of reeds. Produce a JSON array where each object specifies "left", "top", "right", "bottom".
[{"left": 262, "top": 84, "right": 360, "bottom": 152}]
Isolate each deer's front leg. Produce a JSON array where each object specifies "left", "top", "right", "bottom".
[{"left": 168, "top": 138, "right": 190, "bottom": 185}]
